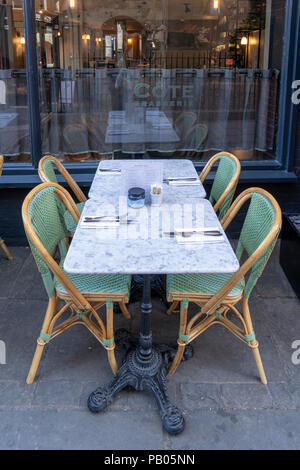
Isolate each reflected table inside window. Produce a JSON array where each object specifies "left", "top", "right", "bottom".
[
  {"left": 105, "top": 110, "right": 180, "bottom": 146},
  {"left": 0, "top": 113, "right": 17, "bottom": 129}
]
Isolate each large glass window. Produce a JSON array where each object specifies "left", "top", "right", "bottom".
[
  {"left": 0, "top": 1, "right": 288, "bottom": 165},
  {"left": 0, "top": 0, "right": 30, "bottom": 162}
]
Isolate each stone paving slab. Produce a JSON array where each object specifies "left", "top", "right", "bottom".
[
  {"left": 0, "top": 409, "right": 165, "bottom": 450},
  {"left": 0, "top": 247, "right": 30, "bottom": 300},
  {"left": 165, "top": 409, "right": 300, "bottom": 450},
  {"left": 0, "top": 246, "right": 299, "bottom": 450}
]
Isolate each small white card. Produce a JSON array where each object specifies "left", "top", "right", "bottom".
[
  {"left": 121, "top": 161, "right": 163, "bottom": 201},
  {"left": 176, "top": 234, "right": 224, "bottom": 244}
]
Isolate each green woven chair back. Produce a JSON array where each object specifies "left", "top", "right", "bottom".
[
  {"left": 236, "top": 192, "right": 276, "bottom": 298},
  {"left": 183, "top": 124, "right": 207, "bottom": 154},
  {"left": 27, "top": 186, "right": 68, "bottom": 297},
  {"left": 191, "top": 124, "right": 206, "bottom": 148},
  {"left": 181, "top": 113, "right": 196, "bottom": 137},
  {"left": 42, "top": 158, "right": 58, "bottom": 184},
  {"left": 209, "top": 155, "right": 238, "bottom": 219}
]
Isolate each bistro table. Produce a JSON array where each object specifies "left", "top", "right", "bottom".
[{"left": 63, "top": 160, "right": 239, "bottom": 434}]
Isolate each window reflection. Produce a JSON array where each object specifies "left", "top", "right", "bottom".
[
  {"left": 0, "top": 0, "right": 29, "bottom": 162},
  {"left": 0, "top": 1, "right": 287, "bottom": 163}
]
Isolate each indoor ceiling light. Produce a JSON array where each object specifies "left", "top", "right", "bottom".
[{"left": 241, "top": 36, "right": 248, "bottom": 45}]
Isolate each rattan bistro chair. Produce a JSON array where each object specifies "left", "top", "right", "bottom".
[
  {"left": 0, "top": 156, "right": 13, "bottom": 260},
  {"left": 175, "top": 123, "right": 208, "bottom": 159},
  {"left": 167, "top": 188, "right": 282, "bottom": 384},
  {"left": 200, "top": 152, "right": 241, "bottom": 220},
  {"left": 22, "top": 182, "right": 131, "bottom": 384},
  {"left": 38, "top": 155, "right": 87, "bottom": 233},
  {"left": 174, "top": 111, "right": 197, "bottom": 140}
]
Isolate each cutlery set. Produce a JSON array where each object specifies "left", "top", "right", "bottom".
[{"left": 82, "top": 214, "right": 137, "bottom": 226}]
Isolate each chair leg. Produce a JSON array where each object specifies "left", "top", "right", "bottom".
[
  {"left": 26, "top": 295, "right": 57, "bottom": 384},
  {"left": 168, "top": 298, "right": 189, "bottom": 376},
  {"left": 119, "top": 301, "right": 131, "bottom": 320},
  {"left": 167, "top": 301, "right": 179, "bottom": 315},
  {"left": 252, "top": 347, "right": 267, "bottom": 385},
  {"left": 0, "top": 238, "right": 13, "bottom": 260},
  {"left": 106, "top": 299, "right": 118, "bottom": 375},
  {"left": 168, "top": 342, "right": 186, "bottom": 376},
  {"left": 242, "top": 297, "right": 267, "bottom": 385}
]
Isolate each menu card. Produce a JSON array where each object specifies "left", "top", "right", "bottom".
[{"left": 121, "top": 161, "right": 163, "bottom": 201}]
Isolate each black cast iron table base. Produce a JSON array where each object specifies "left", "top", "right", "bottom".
[
  {"left": 130, "top": 274, "right": 169, "bottom": 307},
  {"left": 87, "top": 275, "right": 191, "bottom": 435},
  {"left": 88, "top": 342, "right": 185, "bottom": 435},
  {"left": 113, "top": 274, "right": 169, "bottom": 314}
]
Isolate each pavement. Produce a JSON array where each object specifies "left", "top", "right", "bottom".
[{"left": 0, "top": 244, "right": 300, "bottom": 450}]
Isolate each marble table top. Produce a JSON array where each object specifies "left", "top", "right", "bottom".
[
  {"left": 64, "top": 196, "right": 239, "bottom": 276},
  {"left": 88, "top": 159, "right": 207, "bottom": 202}
]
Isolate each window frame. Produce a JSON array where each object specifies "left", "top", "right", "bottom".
[{"left": 1, "top": 0, "right": 299, "bottom": 186}]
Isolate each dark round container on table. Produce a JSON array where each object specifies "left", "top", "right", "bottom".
[{"left": 128, "top": 187, "right": 146, "bottom": 209}]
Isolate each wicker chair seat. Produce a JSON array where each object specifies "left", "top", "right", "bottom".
[
  {"left": 55, "top": 260, "right": 131, "bottom": 299},
  {"left": 167, "top": 272, "right": 244, "bottom": 301}
]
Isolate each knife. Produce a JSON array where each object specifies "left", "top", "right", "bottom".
[
  {"left": 163, "top": 177, "right": 198, "bottom": 182},
  {"left": 83, "top": 219, "right": 136, "bottom": 224},
  {"left": 84, "top": 214, "right": 129, "bottom": 221},
  {"left": 99, "top": 168, "right": 121, "bottom": 173},
  {"left": 164, "top": 230, "right": 222, "bottom": 237}
]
